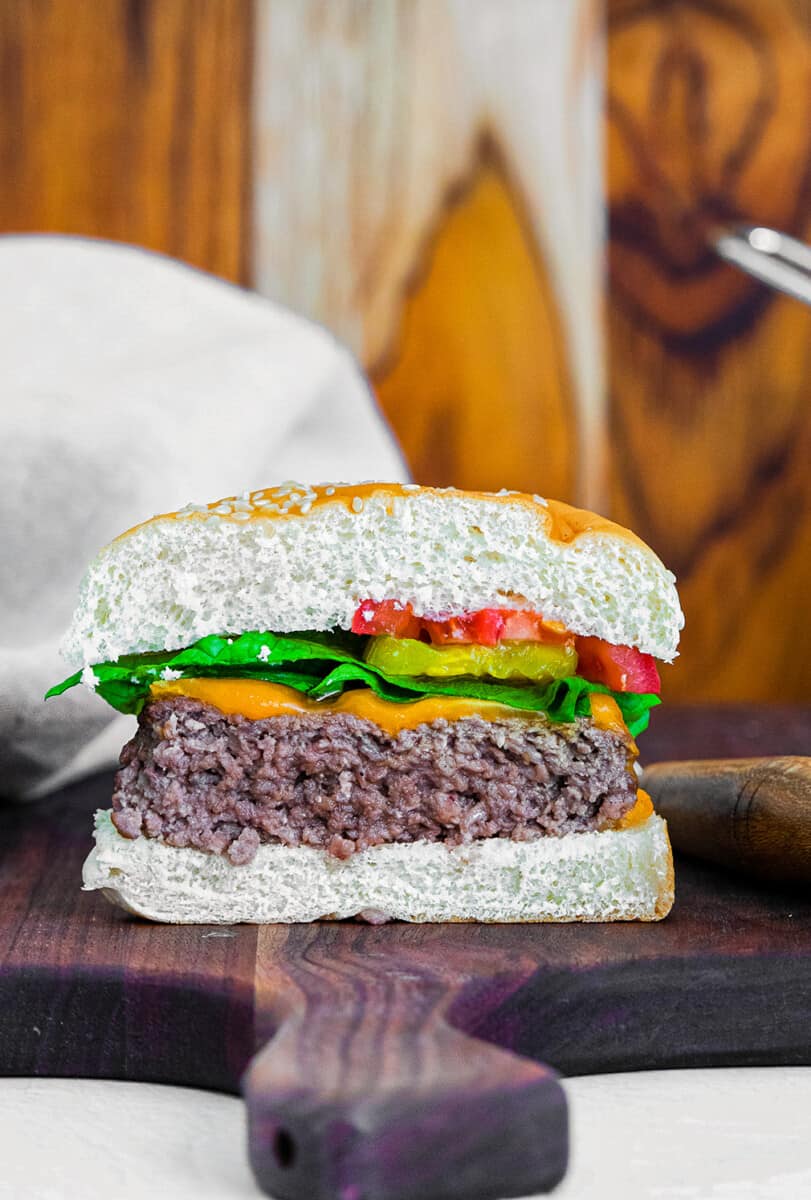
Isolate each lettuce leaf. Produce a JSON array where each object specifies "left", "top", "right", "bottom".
[{"left": 46, "top": 630, "right": 660, "bottom": 736}]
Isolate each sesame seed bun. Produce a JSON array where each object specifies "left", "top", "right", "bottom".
[{"left": 62, "top": 481, "right": 683, "bottom": 666}]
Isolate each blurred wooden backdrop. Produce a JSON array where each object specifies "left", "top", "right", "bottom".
[{"left": 2, "top": 0, "right": 810, "bottom": 704}]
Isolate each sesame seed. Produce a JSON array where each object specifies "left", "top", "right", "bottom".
[
  {"left": 231, "top": 511, "right": 251, "bottom": 521},
  {"left": 352, "top": 497, "right": 364, "bottom": 513},
  {"left": 325, "top": 486, "right": 336, "bottom": 496},
  {"left": 80, "top": 665, "right": 99, "bottom": 691}
]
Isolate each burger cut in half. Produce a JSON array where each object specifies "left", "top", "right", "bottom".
[{"left": 49, "top": 482, "right": 683, "bottom": 923}]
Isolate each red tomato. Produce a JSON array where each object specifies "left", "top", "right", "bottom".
[
  {"left": 351, "top": 599, "right": 420, "bottom": 639},
  {"left": 421, "top": 609, "right": 506, "bottom": 646},
  {"left": 351, "top": 601, "right": 573, "bottom": 648},
  {"left": 575, "top": 637, "right": 661, "bottom": 694},
  {"left": 470, "top": 609, "right": 509, "bottom": 646},
  {"left": 499, "top": 610, "right": 571, "bottom": 644}
]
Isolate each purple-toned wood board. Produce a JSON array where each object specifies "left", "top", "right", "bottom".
[{"left": 1, "top": 706, "right": 809, "bottom": 1200}]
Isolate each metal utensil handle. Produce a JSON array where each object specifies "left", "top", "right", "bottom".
[{"left": 713, "top": 224, "right": 811, "bottom": 307}]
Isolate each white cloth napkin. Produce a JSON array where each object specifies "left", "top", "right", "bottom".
[{"left": 1, "top": 235, "right": 407, "bottom": 799}]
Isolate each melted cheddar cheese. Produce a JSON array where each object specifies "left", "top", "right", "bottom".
[
  {"left": 615, "top": 788, "right": 654, "bottom": 829},
  {"left": 151, "top": 678, "right": 549, "bottom": 734},
  {"left": 149, "top": 678, "right": 635, "bottom": 738},
  {"left": 587, "top": 693, "right": 630, "bottom": 740}
]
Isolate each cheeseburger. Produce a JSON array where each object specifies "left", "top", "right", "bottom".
[{"left": 48, "top": 482, "right": 683, "bottom": 923}]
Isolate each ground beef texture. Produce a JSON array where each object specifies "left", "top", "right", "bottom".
[{"left": 111, "top": 696, "right": 637, "bottom": 865}]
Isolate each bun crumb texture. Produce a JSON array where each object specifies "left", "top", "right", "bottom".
[
  {"left": 63, "top": 481, "right": 684, "bottom": 667},
  {"left": 85, "top": 809, "right": 675, "bottom": 924}
]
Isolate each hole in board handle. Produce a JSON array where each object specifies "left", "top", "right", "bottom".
[{"left": 273, "top": 1127, "right": 297, "bottom": 1169}]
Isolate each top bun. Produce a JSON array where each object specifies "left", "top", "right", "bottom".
[{"left": 62, "top": 482, "right": 683, "bottom": 666}]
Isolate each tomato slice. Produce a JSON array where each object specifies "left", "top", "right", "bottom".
[
  {"left": 499, "top": 610, "right": 571, "bottom": 644},
  {"left": 421, "top": 609, "right": 506, "bottom": 647},
  {"left": 352, "top": 603, "right": 662, "bottom": 693},
  {"left": 468, "top": 608, "right": 508, "bottom": 646},
  {"left": 351, "top": 601, "right": 571, "bottom": 648},
  {"left": 351, "top": 599, "right": 421, "bottom": 639},
  {"left": 575, "top": 637, "right": 661, "bottom": 694}
]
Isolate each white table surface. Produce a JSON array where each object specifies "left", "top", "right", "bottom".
[{"left": 0, "top": 1068, "right": 808, "bottom": 1199}]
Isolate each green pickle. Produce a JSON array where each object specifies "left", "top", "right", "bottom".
[{"left": 365, "top": 636, "right": 578, "bottom": 684}]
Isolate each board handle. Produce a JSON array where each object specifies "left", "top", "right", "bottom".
[
  {"left": 243, "top": 1000, "right": 566, "bottom": 1200},
  {"left": 642, "top": 756, "right": 811, "bottom": 883}
]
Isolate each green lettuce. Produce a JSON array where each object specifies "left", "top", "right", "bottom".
[{"left": 46, "top": 629, "right": 660, "bottom": 736}]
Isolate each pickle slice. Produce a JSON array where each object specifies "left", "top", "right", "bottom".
[{"left": 365, "top": 636, "right": 578, "bottom": 684}]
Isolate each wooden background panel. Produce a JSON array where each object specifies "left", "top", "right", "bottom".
[
  {"left": 0, "top": 0, "right": 252, "bottom": 283},
  {"left": 3, "top": 0, "right": 809, "bottom": 702},
  {"left": 607, "top": 0, "right": 811, "bottom": 702},
  {"left": 253, "top": 0, "right": 603, "bottom": 506},
  {"left": 372, "top": 141, "right": 576, "bottom": 496}
]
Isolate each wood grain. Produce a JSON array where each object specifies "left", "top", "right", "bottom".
[
  {"left": 643, "top": 756, "right": 811, "bottom": 882},
  {"left": 607, "top": 0, "right": 811, "bottom": 702},
  {"left": 1, "top": 708, "right": 810, "bottom": 1198},
  {"left": 253, "top": 0, "right": 602, "bottom": 503},
  {"left": 373, "top": 141, "right": 575, "bottom": 496},
  {"left": 0, "top": 0, "right": 253, "bottom": 283},
  {"left": 247, "top": 926, "right": 566, "bottom": 1200}
]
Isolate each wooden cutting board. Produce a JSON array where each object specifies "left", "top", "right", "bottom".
[{"left": 1, "top": 706, "right": 810, "bottom": 1200}]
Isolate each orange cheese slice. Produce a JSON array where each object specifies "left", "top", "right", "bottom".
[
  {"left": 149, "top": 677, "right": 635, "bottom": 739},
  {"left": 614, "top": 788, "right": 654, "bottom": 829},
  {"left": 587, "top": 692, "right": 639, "bottom": 773},
  {"left": 150, "top": 678, "right": 529, "bottom": 734},
  {"left": 587, "top": 693, "right": 634, "bottom": 742}
]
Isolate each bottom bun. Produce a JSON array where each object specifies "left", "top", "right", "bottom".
[{"left": 83, "top": 809, "right": 674, "bottom": 923}]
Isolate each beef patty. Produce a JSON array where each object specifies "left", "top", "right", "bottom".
[{"left": 111, "top": 695, "right": 637, "bottom": 864}]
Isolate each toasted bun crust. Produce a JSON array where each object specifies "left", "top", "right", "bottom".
[
  {"left": 62, "top": 481, "right": 683, "bottom": 666},
  {"left": 83, "top": 809, "right": 674, "bottom": 924}
]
